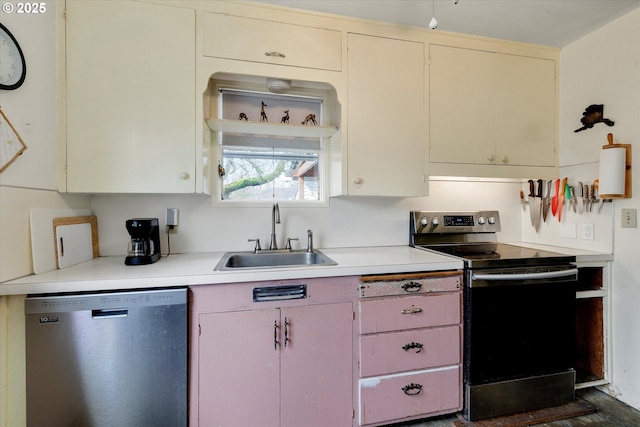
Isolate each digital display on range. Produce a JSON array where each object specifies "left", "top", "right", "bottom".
[{"left": 443, "top": 215, "right": 474, "bottom": 226}]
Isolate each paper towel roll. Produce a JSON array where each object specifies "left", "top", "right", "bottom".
[{"left": 599, "top": 146, "right": 626, "bottom": 196}]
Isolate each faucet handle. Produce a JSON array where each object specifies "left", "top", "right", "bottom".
[
  {"left": 285, "top": 237, "right": 298, "bottom": 250},
  {"left": 248, "top": 238, "right": 261, "bottom": 252}
]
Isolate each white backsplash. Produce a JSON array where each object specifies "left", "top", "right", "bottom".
[{"left": 94, "top": 179, "right": 526, "bottom": 256}]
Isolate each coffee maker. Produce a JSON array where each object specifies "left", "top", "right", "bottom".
[{"left": 125, "top": 218, "right": 161, "bottom": 265}]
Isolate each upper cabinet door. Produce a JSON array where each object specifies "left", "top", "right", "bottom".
[
  {"left": 495, "top": 54, "right": 556, "bottom": 167},
  {"left": 429, "top": 44, "right": 557, "bottom": 177},
  {"left": 429, "top": 45, "right": 496, "bottom": 165},
  {"left": 202, "top": 12, "right": 342, "bottom": 71},
  {"left": 65, "top": 1, "right": 196, "bottom": 193},
  {"left": 347, "top": 33, "right": 427, "bottom": 196}
]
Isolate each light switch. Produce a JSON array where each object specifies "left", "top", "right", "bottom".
[{"left": 622, "top": 209, "right": 637, "bottom": 228}]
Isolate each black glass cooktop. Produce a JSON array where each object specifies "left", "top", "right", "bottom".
[{"left": 418, "top": 243, "right": 575, "bottom": 269}]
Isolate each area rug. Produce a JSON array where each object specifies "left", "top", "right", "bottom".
[{"left": 452, "top": 397, "right": 598, "bottom": 427}]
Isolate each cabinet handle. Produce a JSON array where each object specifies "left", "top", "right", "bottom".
[
  {"left": 265, "top": 51, "right": 286, "bottom": 58},
  {"left": 401, "top": 281, "right": 422, "bottom": 293},
  {"left": 401, "top": 383, "right": 423, "bottom": 396},
  {"left": 400, "top": 305, "right": 423, "bottom": 315},
  {"left": 274, "top": 320, "right": 279, "bottom": 350},
  {"left": 284, "top": 317, "right": 290, "bottom": 347},
  {"left": 402, "top": 342, "right": 424, "bottom": 353}
]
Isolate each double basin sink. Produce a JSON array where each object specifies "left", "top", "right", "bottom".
[{"left": 215, "top": 249, "right": 337, "bottom": 271}]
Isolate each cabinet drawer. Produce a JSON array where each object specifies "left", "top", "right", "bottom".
[
  {"left": 358, "top": 366, "right": 461, "bottom": 425},
  {"left": 360, "top": 326, "right": 460, "bottom": 377},
  {"left": 359, "top": 271, "right": 462, "bottom": 298},
  {"left": 360, "top": 293, "right": 461, "bottom": 334},
  {"left": 203, "top": 12, "right": 342, "bottom": 71}
]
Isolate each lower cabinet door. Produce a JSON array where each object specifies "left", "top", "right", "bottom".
[
  {"left": 281, "top": 302, "right": 354, "bottom": 427},
  {"left": 359, "top": 366, "right": 461, "bottom": 425},
  {"left": 198, "top": 309, "right": 280, "bottom": 426}
]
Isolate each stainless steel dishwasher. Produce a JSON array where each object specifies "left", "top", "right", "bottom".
[{"left": 25, "top": 287, "right": 187, "bottom": 427}]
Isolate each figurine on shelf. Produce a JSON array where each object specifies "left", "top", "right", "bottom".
[
  {"left": 301, "top": 113, "right": 317, "bottom": 125},
  {"left": 260, "top": 101, "right": 268, "bottom": 122},
  {"left": 238, "top": 112, "right": 248, "bottom": 121},
  {"left": 281, "top": 110, "right": 290, "bottom": 124}
]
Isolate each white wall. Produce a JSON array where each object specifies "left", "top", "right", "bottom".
[{"left": 560, "top": 8, "right": 640, "bottom": 409}]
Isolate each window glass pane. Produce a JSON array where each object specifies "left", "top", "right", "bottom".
[{"left": 221, "top": 148, "right": 320, "bottom": 201}]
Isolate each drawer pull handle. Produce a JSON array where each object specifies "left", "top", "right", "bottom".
[
  {"left": 401, "top": 305, "right": 423, "bottom": 315},
  {"left": 402, "top": 383, "right": 423, "bottom": 396},
  {"left": 284, "top": 317, "right": 290, "bottom": 347},
  {"left": 402, "top": 342, "right": 423, "bottom": 353},
  {"left": 274, "top": 320, "right": 279, "bottom": 350},
  {"left": 402, "top": 281, "right": 422, "bottom": 293},
  {"left": 265, "top": 51, "right": 286, "bottom": 58}
]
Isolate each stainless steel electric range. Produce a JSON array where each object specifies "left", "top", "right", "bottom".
[{"left": 410, "top": 210, "right": 578, "bottom": 421}]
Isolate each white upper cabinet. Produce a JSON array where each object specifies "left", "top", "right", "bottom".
[
  {"left": 202, "top": 12, "right": 342, "bottom": 71},
  {"left": 64, "top": 0, "right": 196, "bottom": 193},
  {"left": 429, "top": 44, "right": 558, "bottom": 179},
  {"left": 343, "top": 33, "right": 427, "bottom": 196}
]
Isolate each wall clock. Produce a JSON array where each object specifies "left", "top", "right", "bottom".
[{"left": 0, "top": 22, "right": 26, "bottom": 90}]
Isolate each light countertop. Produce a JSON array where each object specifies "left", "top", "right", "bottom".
[
  {"left": 1, "top": 246, "right": 464, "bottom": 296},
  {"left": 507, "top": 242, "right": 613, "bottom": 263}
]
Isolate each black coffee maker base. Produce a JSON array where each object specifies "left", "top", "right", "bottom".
[{"left": 125, "top": 253, "right": 161, "bottom": 265}]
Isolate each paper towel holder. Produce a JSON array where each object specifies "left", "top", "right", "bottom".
[{"left": 599, "top": 133, "right": 632, "bottom": 198}]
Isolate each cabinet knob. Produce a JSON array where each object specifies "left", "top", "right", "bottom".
[
  {"left": 265, "top": 51, "right": 286, "bottom": 58},
  {"left": 501, "top": 156, "right": 508, "bottom": 163},
  {"left": 179, "top": 172, "right": 190, "bottom": 180},
  {"left": 353, "top": 177, "right": 363, "bottom": 188},
  {"left": 488, "top": 154, "right": 495, "bottom": 162}
]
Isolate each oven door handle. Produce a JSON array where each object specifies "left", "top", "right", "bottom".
[{"left": 471, "top": 268, "right": 578, "bottom": 282}]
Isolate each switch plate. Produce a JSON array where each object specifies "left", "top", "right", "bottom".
[
  {"left": 622, "top": 208, "right": 637, "bottom": 228},
  {"left": 582, "top": 224, "right": 595, "bottom": 240},
  {"left": 559, "top": 222, "right": 577, "bottom": 239}
]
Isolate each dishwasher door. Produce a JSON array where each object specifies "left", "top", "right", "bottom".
[{"left": 25, "top": 288, "right": 187, "bottom": 427}]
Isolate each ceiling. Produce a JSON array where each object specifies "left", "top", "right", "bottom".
[{"left": 257, "top": 0, "right": 640, "bottom": 47}]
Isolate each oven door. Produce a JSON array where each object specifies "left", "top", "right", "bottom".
[{"left": 464, "top": 265, "right": 578, "bottom": 386}]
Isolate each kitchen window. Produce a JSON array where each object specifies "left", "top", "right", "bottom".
[{"left": 211, "top": 88, "right": 332, "bottom": 206}]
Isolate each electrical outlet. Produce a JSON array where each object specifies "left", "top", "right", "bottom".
[
  {"left": 622, "top": 208, "right": 637, "bottom": 228},
  {"left": 166, "top": 208, "right": 179, "bottom": 227},
  {"left": 582, "top": 224, "right": 595, "bottom": 240}
]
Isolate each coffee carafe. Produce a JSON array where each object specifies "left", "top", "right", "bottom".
[{"left": 125, "top": 218, "right": 161, "bottom": 265}]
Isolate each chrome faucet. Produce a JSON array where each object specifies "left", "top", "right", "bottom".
[
  {"left": 269, "top": 202, "right": 281, "bottom": 250},
  {"left": 306, "top": 229, "right": 313, "bottom": 253}
]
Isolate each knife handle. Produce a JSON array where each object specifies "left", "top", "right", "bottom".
[
  {"left": 536, "top": 179, "right": 543, "bottom": 198},
  {"left": 528, "top": 180, "right": 535, "bottom": 197}
]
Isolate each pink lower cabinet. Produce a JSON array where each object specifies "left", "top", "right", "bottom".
[
  {"left": 191, "top": 278, "right": 356, "bottom": 427},
  {"left": 357, "top": 271, "right": 463, "bottom": 426}
]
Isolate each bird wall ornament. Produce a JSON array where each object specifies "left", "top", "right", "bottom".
[{"left": 574, "top": 104, "right": 615, "bottom": 132}]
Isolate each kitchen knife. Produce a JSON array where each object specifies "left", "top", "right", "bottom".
[
  {"left": 569, "top": 186, "right": 577, "bottom": 213},
  {"left": 534, "top": 179, "right": 543, "bottom": 229},
  {"left": 542, "top": 180, "right": 551, "bottom": 222},
  {"left": 589, "top": 184, "right": 595, "bottom": 212},
  {"left": 520, "top": 190, "right": 527, "bottom": 212},
  {"left": 558, "top": 177, "right": 567, "bottom": 222},
  {"left": 528, "top": 180, "right": 536, "bottom": 227},
  {"left": 551, "top": 179, "right": 559, "bottom": 217},
  {"left": 577, "top": 182, "right": 584, "bottom": 213}
]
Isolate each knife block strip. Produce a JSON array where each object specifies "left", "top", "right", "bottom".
[{"left": 53, "top": 216, "right": 100, "bottom": 268}]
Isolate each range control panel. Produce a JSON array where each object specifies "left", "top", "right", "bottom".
[{"left": 410, "top": 211, "right": 501, "bottom": 234}]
